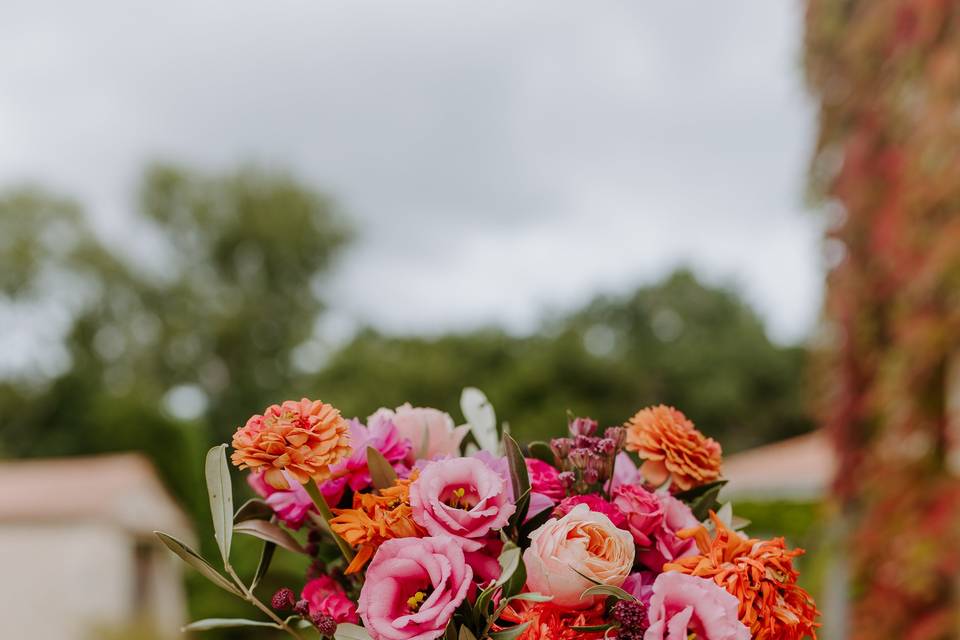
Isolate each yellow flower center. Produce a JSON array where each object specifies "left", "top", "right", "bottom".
[{"left": 406, "top": 590, "right": 428, "bottom": 611}]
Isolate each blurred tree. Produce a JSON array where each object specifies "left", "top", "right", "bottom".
[{"left": 315, "top": 270, "right": 811, "bottom": 451}]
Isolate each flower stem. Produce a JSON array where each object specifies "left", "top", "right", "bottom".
[
  {"left": 225, "top": 564, "right": 305, "bottom": 639},
  {"left": 305, "top": 479, "right": 356, "bottom": 563}
]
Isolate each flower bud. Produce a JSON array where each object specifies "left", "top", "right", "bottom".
[{"left": 569, "top": 416, "right": 598, "bottom": 437}]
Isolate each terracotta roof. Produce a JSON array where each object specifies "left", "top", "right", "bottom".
[
  {"left": 0, "top": 453, "right": 193, "bottom": 540},
  {"left": 721, "top": 431, "right": 834, "bottom": 501}
]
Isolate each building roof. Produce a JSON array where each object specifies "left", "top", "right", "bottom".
[
  {"left": 720, "top": 431, "right": 834, "bottom": 501},
  {"left": 0, "top": 453, "right": 193, "bottom": 540}
]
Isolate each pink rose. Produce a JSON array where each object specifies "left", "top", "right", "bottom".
[
  {"left": 553, "top": 494, "right": 627, "bottom": 529},
  {"left": 636, "top": 494, "right": 699, "bottom": 571},
  {"left": 302, "top": 576, "right": 359, "bottom": 624},
  {"left": 358, "top": 536, "right": 472, "bottom": 640},
  {"left": 321, "top": 415, "right": 412, "bottom": 503},
  {"left": 644, "top": 572, "right": 750, "bottom": 640},
  {"left": 526, "top": 458, "right": 565, "bottom": 501},
  {"left": 247, "top": 470, "right": 314, "bottom": 530},
  {"left": 387, "top": 403, "right": 470, "bottom": 462},
  {"left": 523, "top": 504, "right": 634, "bottom": 608},
  {"left": 409, "top": 457, "right": 515, "bottom": 551},
  {"left": 611, "top": 484, "right": 664, "bottom": 546}
]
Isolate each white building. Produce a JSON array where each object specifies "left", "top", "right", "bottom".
[{"left": 0, "top": 454, "right": 193, "bottom": 639}]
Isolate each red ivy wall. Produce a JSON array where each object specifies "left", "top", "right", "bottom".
[{"left": 805, "top": 1, "right": 960, "bottom": 638}]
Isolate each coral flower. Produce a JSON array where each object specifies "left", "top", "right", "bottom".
[
  {"left": 664, "top": 512, "right": 820, "bottom": 640},
  {"left": 231, "top": 398, "right": 352, "bottom": 489},
  {"left": 329, "top": 471, "right": 426, "bottom": 574},
  {"left": 624, "top": 405, "right": 722, "bottom": 491},
  {"left": 497, "top": 601, "right": 607, "bottom": 640}
]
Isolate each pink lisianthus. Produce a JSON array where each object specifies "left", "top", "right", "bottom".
[
  {"left": 388, "top": 403, "right": 470, "bottom": 463},
  {"left": 644, "top": 572, "right": 750, "bottom": 640},
  {"left": 636, "top": 494, "right": 699, "bottom": 572},
  {"left": 321, "top": 415, "right": 412, "bottom": 504},
  {"left": 409, "top": 457, "right": 515, "bottom": 551},
  {"left": 611, "top": 452, "right": 641, "bottom": 490},
  {"left": 526, "top": 458, "right": 565, "bottom": 501},
  {"left": 553, "top": 494, "right": 627, "bottom": 529},
  {"left": 302, "top": 575, "right": 359, "bottom": 624},
  {"left": 473, "top": 451, "right": 554, "bottom": 521},
  {"left": 611, "top": 484, "right": 664, "bottom": 546},
  {"left": 623, "top": 571, "right": 657, "bottom": 607},
  {"left": 358, "top": 536, "right": 472, "bottom": 640},
  {"left": 247, "top": 470, "right": 314, "bottom": 530}
]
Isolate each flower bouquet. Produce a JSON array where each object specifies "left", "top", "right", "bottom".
[{"left": 158, "top": 389, "right": 819, "bottom": 640}]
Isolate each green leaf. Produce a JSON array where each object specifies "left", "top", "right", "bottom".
[
  {"left": 154, "top": 532, "right": 242, "bottom": 596},
  {"left": 444, "top": 623, "right": 458, "bottom": 640},
  {"left": 571, "top": 566, "right": 602, "bottom": 585},
  {"left": 518, "top": 507, "right": 553, "bottom": 542},
  {"left": 205, "top": 444, "right": 233, "bottom": 564},
  {"left": 689, "top": 483, "right": 724, "bottom": 521},
  {"left": 488, "top": 622, "right": 530, "bottom": 640},
  {"left": 367, "top": 446, "right": 398, "bottom": 490},
  {"left": 504, "top": 435, "right": 531, "bottom": 529},
  {"left": 182, "top": 618, "right": 280, "bottom": 631},
  {"left": 234, "top": 518, "right": 306, "bottom": 554},
  {"left": 579, "top": 584, "right": 636, "bottom": 602},
  {"left": 305, "top": 481, "right": 355, "bottom": 563},
  {"left": 526, "top": 441, "right": 556, "bottom": 465},
  {"left": 495, "top": 542, "right": 521, "bottom": 587},
  {"left": 250, "top": 540, "right": 276, "bottom": 592},
  {"left": 335, "top": 623, "right": 374, "bottom": 640},
  {"left": 473, "top": 583, "right": 497, "bottom": 627},
  {"left": 461, "top": 387, "right": 498, "bottom": 453},
  {"left": 233, "top": 498, "right": 274, "bottom": 523},
  {"left": 458, "top": 626, "right": 479, "bottom": 640},
  {"left": 674, "top": 479, "right": 728, "bottom": 502},
  {"left": 571, "top": 624, "right": 615, "bottom": 632},
  {"left": 505, "top": 592, "right": 552, "bottom": 603}
]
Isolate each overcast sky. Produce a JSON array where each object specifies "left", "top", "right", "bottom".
[{"left": 1, "top": 0, "right": 823, "bottom": 345}]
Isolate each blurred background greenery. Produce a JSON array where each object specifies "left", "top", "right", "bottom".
[{"left": 0, "top": 163, "right": 818, "bottom": 636}]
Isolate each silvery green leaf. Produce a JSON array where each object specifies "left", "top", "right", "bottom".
[
  {"left": 460, "top": 387, "right": 498, "bottom": 453},
  {"left": 234, "top": 519, "right": 306, "bottom": 554},
  {"left": 233, "top": 498, "right": 274, "bottom": 523},
  {"left": 495, "top": 542, "right": 521, "bottom": 587},
  {"left": 458, "top": 627, "right": 479, "bottom": 640},
  {"left": 367, "top": 446, "right": 398, "bottom": 489},
  {"left": 182, "top": 618, "right": 280, "bottom": 631},
  {"left": 205, "top": 444, "right": 233, "bottom": 564},
  {"left": 488, "top": 622, "right": 530, "bottom": 640},
  {"left": 506, "top": 592, "right": 553, "bottom": 603},
  {"left": 335, "top": 623, "right": 374, "bottom": 640},
  {"left": 154, "top": 532, "right": 241, "bottom": 596},
  {"left": 579, "top": 584, "right": 636, "bottom": 602},
  {"left": 716, "top": 502, "right": 733, "bottom": 527},
  {"left": 250, "top": 539, "right": 276, "bottom": 592}
]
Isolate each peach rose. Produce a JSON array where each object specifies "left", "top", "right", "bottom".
[
  {"left": 624, "top": 405, "right": 722, "bottom": 491},
  {"left": 523, "top": 504, "right": 635, "bottom": 608}
]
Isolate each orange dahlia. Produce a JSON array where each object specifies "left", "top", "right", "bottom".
[
  {"left": 497, "top": 601, "right": 607, "bottom": 640},
  {"left": 624, "top": 404, "right": 722, "bottom": 490},
  {"left": 329, "top": 471, "right": 425, "bottom": 574},
  {"left": 665, "top": 512, "right": 820, "bottom": 640},
  {"left": 231, "top": 398, "right": 351, "bottom": 489}
]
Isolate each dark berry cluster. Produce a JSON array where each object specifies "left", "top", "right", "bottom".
[
  {"left": 550, "top": 416, "right": 626, "bottom": 493},
  {"left": 612, "top": 599, "right": 649, "bottom": 638}
]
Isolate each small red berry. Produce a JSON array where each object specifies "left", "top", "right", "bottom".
[
  {"left": 271, "top": 587, "right": 296, "bottom": 611},
  {"left": 312, "top": 612, "right": 338, "bottom": 637}
]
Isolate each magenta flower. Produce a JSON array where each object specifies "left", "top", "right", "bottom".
[
  {"left": 623, "top": 571, "right": 657, "bottom": 607},
  {"left": 321, "top": 415, "right": 412, "bottom": 504},
  {"left": 612, "top": 484, "right": 665, "bottom": 547},
  {"left": 247, "top": 470, "right": 314, "bottom": 530},
  {"left": 302, "top": 575, "right": 359, "bottom": 624},
  {"left": 553, "top": 494, "right": 627, "bottom": 529},
  {"left": 644, "top": 572, "right": 750, "bottom": 640},
  {"left": 358, "top": 536, "right": 472, "bottom": 640},
  {"left": 636, "top": 494, "right": 699, "bottom": 572},
  {"left": 526, "top": 458, "right": 565, "bottom": 501},
  {"left": 409, "top": 457, "right": 515, "bottom": 551}
]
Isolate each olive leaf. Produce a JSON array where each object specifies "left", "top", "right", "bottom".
[
  {"left": 367, "top": 446, "right": 398, "bottom": 489},
  {"left": 182, "top": 618, "right": 281, "bottom": 631},
  {"left": 234, "top": 519, "right": 306, "bottom": 554},
  {"left": 579, "top": 584, "right": 636, "bottom": 602},
  {"left": 461, "top": 387, "right": 498, "bottom": 453},
  {"left": 154, "top": 531, "right": 241, "bottom": 596},
  {"left": 205, "top": 444, "right": 234, "bottom": 565}
]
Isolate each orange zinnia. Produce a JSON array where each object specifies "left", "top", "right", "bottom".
[
  {"left": 231, "top": 398, "right": 351, "bottom": 489},
  {"left": 329, "top": 471, "right": 425, "bottom": 573},
  {"left": 665, "top": 512, "right": 820, "bottom": 640},
  {"left": 624, "top": 404, "right": 722, "bottom": 490}
]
